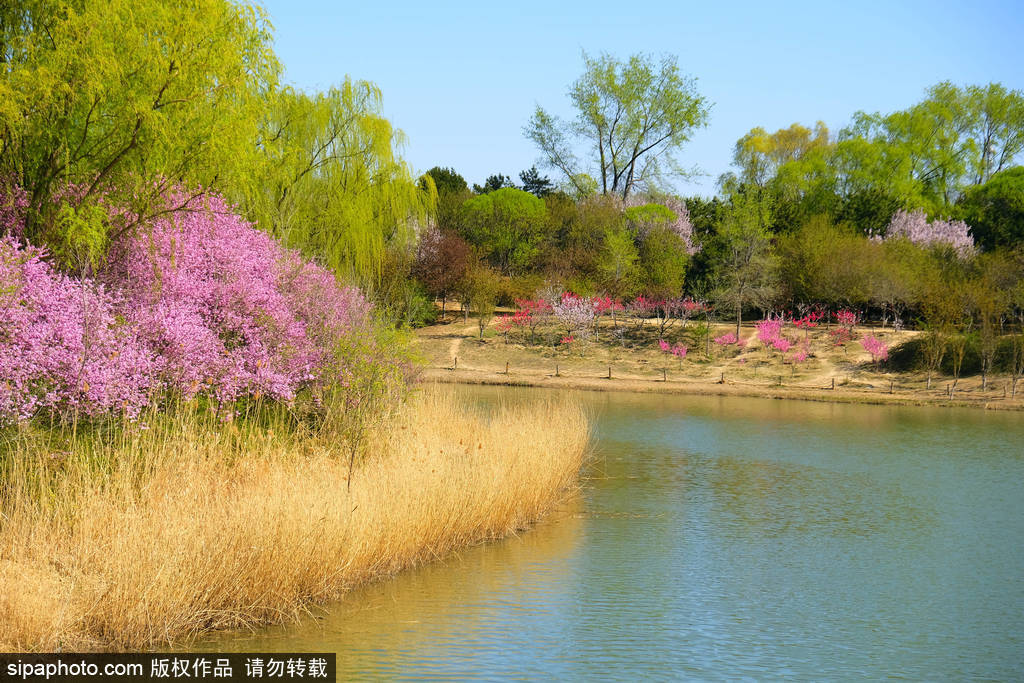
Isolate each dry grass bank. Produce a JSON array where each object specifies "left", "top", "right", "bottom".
[
  {"left": 417, "top": 318, "right": 1024, "bottom": 411},
  {"left": 0, "top": 388, "right": 589, "bottom": 651}
]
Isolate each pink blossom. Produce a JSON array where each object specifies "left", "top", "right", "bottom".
[
  {"left": 880, "top": 209, "right": 974, "bottom": 257},
  {"left": 861, "top": 334, "right": 889, "bottom": 363},
  {"left": 714, "top": 332, "right": 738, "bottom": 346}
]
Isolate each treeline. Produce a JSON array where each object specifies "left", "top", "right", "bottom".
[{"left": 407, "top": 73, "right": 1024, "bottom": 377}]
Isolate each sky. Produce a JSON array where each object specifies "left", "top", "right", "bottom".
[{"left": 260, "top": 0, "right": 1024, "bottom": 197}]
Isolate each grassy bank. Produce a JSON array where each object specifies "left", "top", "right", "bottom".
[
  {"left": 418, "top": 317, "right": 1024, "bottom": 411},
  {"left": 0, "top": 388, "right": 588, "bottom": 651}
]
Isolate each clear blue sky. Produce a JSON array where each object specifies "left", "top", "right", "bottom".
[{"left": 260, "top": 0, "right": 1024, "bottom": 197}]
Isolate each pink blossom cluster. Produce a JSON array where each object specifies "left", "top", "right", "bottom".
[
  {"left": 623, "top": 194, "right": 698, "bottom": 255},
  {"left": 0, "top": 237, "right": 157, "bottom": 421},
  {"left": 882, "top": 209, "right": 974, "bottom": 257},
  {"left": 0, "top": 183, "right": 28, "bottom": 240},
  {"left": 593, "top": 296, "right": 624, "bottom": 316},
  {"left": 658, "top": 339, "right": 688, "bottom": 358},
  {"left": 789, "top": 339, "right": 811, "bottom": 363},
  {"left": 0, "top": 187, "right": 375, "bottom": 423},
  {"left": 860, "top": 335, "right": 889, "bottom": 363},
  {"left": 103, "top": 192, "right": 370, "bottom": 404},
  {"left": 513, "top": 297, "right": 553, "bottom": 317},
  {"left": 792, "top": 311, "right": 823, "bottom": 329},
  {"left": 755, "top": 317, "right": 795, "bottom": 353},
  {"left": 713, "top": 332, "right": 738, "bottom": 346},
  {"left": 552, "top": 292, "right": 599, "bottom": 340},
  {"left": 830, "top": 309, "right": 859, "bottom": 345}
]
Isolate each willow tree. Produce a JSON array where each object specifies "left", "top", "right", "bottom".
[
  {"left": 0, "top": 0, "right": 279, "bottom": 263},
  {"left": 525, "top": 52, "right": 709, "bottom": 200},
  {"left": 235, "top": 81, "right": 433, "bottom": 287}
]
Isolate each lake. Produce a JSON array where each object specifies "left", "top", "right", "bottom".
[{"left": 199, "top": 387, "right": 1024, "bottom": 680}]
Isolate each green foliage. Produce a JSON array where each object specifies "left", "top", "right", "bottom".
[
  {"left": 597, "top": 225, "right": 640, "bottom": 299},
  {"left": 638, "top": 227, "right": 688, "bottom": 299},
  {"left": 1, "top": 0, "right": 279, "bottom": 257},
  {"left": 460, "top": 265, "right": 501, "bottom": 338},
  {"left": 958, "top": 167, "right": 1024, "bottom": 250},
  {"left": 459, "top": 187, "right": 549, "bottom": 275},
  {"left": 776, "top": 216, "right": 872, "bottom": 306},
  {"left": 519, "top": 166, "right": 553, "bottom": 197},
  {"left": 711, "top": 189, "right": 778, "bottom": 334},
  {"left": 421, "top": 166, "right": 468, "bottom": 196},
  {"left": 473, "top": 174, "right": 516, "bottom": 194},
  {"left": 234, "top": 82, "right": 432, "bottom": 288},
  {"left": 526, "top": 51, "right": 710, "bottom": 198},
  {"left": 625, "top": 203, "right": 676, "bottom": 230}
]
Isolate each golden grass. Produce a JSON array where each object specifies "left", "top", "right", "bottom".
[{"left": 0, "top": 387, "right": 589, "bottom": 651}]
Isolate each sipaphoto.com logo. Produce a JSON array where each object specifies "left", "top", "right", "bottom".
[{"left": 0, "top": 653, "right": 335, "bottom": 682}]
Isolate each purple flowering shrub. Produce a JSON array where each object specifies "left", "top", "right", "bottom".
[
  {"left": 1, "top": 187, "right": 385, "bottom": 424},
  {"left": 1, "top": 237, "right": 156, "bottom": 421}
]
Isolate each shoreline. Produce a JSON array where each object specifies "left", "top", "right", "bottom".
[
  {"left": 420, "top": 366, "right": 1024, "bottom": 412},
  {"left": 0, "top": 390, "right": 588, "bottom": 651}
]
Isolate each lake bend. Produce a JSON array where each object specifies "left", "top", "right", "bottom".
[{"left": 199, "top": 387, "right": 1024, "bottom": 680}]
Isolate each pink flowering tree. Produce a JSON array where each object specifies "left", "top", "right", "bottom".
[
  {"left": 880, "top": 209, "right": 974, "bottom": 257},
  {"left": 628, "top": 295, "right": 658, "bottom": 332},
  {"left": 860, "top": 334, "right": 889, "bottom": 365},
  {"left": 513, "top": 297, "right": 553, "bottom": 344},
  {"left": 0, "top": 185, "right": 392, "bottom": 424},
  {"left": 0, "top": 237, "right": 157, "bottom": 422},
  {"left": 658, "top": 338, "right": 688, "bottom": 367},
  {"left": 830, "top": 309, "right": 859, "bottom": 345},
  {"left": 552, "top": 292, "right": 599, "bottom": 342}
]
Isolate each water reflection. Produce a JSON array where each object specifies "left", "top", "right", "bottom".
[{"left": 200, "top": 388, "right": 1024, "bottom": 680}]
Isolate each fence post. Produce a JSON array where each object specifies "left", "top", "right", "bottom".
[
  {"left": 890, "top": 379, "right": 894, "bottom": 394},
  {"left": 778, "top": 375, "right": 783, "bottom": 387},
  {"left": 608, "top": 365, "right": 612, "bottom": 380},
  {"left": 505, "top": 361, "right": 509, "bottom": 375},
  {"left": 453, "top": 356, "right": 457, "bottom": 370},
  {"left": 831, "top": 377, "right": 835, "bottom": 390},
  {"left": 555, "top": 363, "right": 560, "bottom": 377},
  {"left": 720, "top": 372, "right": 724, "bottom": 384},
  {"left": 663, "top": 368, "right": 667, "bottom": 382}
]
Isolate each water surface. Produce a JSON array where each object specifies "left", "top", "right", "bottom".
[{"left": 201, "top": 389, "right": 1024, "bottom": 680}]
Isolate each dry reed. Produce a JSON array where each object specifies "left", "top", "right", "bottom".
[{"left": 0, "top": 387, "right": 589, "bottom": 651}]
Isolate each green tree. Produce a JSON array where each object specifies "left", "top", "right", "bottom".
[
  {"left": 519, "top": 166, "right": 553, "bottom": 197},
  {"left": 421, "top": 166, "right": 468, "bottom": 196},
  {"left": 421, "top": 166, "right": 471, "bottom": 233},
  {"left": 472, "top": 173, "right": 516, "bottom": 194},
  {"left": 596, "top": 225, "right": 640, "bottom": 299},
  {"left": 525, "top": 51, "right": 710, "bottom": 199},
  {"left": 234, "top": 82, "right": 432, "bottom": 286},
  {"left": 711, "top": 190, "right": 778, "bottom": 337},
  {"left": 638, "top": 226, "right": 688, "bottom": 299},
  {"left": 0, "top": 0, "right": 279, "bottom": 258},
  {"left": 459, "top": 187, "right": 548, "bottom": 275},
  {"left": 957, "top": 167, "right": 1024, "bottom": 250},
  {"left": 461, "top": 265, "right": 501, "bottom": 339}
]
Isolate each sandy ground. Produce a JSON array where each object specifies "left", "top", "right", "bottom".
[{"left": 414, "top": 311, "right": 1024, "bottom": 412}]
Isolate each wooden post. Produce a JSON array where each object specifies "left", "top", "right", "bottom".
[
  {"left": 831, "top": 377, "right": 835, "bottom": 390},
  {"left": 889, "top": 379, "right": 894, "bottom": 394},
  {"left": 720, "top": 372, "right": 724, "bottom": 384},
  {"left": 505, "top": 361, "right": 509, "bottom": 375},
  {"left": 555, "top": 364, "right": 560, "bottom": 377},
  {"left": 608, "top": 365, "right": 612, "bottom": 380},
  {"left": 663, "top": 368, "right": 667, "bottom": 382},
  {"left": 778, "top": 375, "right": 783, "bottom": 387},
  {"left": 453, "top": 356, "right": 457, "bottom": 370}
]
